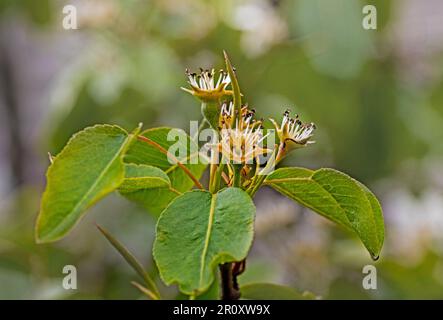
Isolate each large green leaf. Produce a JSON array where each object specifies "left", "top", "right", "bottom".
[
  {"left": 118, "top": 164, "right": 180, "bottom": 215},
  {"left": 153, "top": 188, "right": 255, "bottom": 295},
  {"left": 240, "top": 283, "right": 315, "bottom": 300},
  {"left": 124, "top": 127, "right": 207, "bottom": 193},
  {"left": 36, "top": 125, "right": 135, "bottom": 243},
  {"left": 264, "top": 167, "right": 384, "bottom": 259}
]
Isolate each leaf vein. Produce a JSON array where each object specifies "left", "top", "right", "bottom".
[{"left": 199, "top": 193, "right": 217, "bottom": 287}]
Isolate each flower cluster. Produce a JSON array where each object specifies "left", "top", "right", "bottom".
[
  {"left": 212, "top": 102, "right": 270, "bottom": 164},
  {"left": 182, "top": 63, "right": 316, "bottom": 166}
]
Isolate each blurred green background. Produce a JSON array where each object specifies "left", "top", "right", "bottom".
[{"left": 0, "top": 0, "right": 443, "bottom": 299}]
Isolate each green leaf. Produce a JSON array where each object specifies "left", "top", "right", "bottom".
[
  {"left": 119, "top": 164, "right": 171, "bottom": 191},
  {"left": 153, "top": 188, "right": 255, "bottom": 295},
  {"left": 223, "top": 51, "right": 241, "bottom": 112},
  {"left": 36, "top": 125, "right": 135, "bottom": 243},
  {"left": 118, "top": 164, "right": 180, "bottom": 215},
  {"left": 264, "top": 167, "right": 384, "bottom": 259},
  {"left": 124, "top": 127, "right": 207, "bottom": 193},
  {"left": 96, "top": 224, "right": 160, "bottom": 299},
  {"left": 241, "top": 283, "right": 315, "bottom": 300}
]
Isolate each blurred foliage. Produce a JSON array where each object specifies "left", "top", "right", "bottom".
[{"left": 0, "top": 0, "right": 443, "bottom": 299}]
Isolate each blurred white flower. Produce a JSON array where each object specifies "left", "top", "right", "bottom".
[
  {"left": 389, "top": 0, "right": 443, "bottom": 84},
  {"left": 158, "top": 0, "right": 217, "bottom": 39},
  {"left": 73, "top": 0, "right": 118, "bottom": 28},
  {"left": 227, "top": 0, "right": 288, "bottom": 57},
  {"left": 384, "top": 187, "right": 443, "bottom": 264}
]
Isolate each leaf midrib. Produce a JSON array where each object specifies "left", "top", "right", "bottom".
[
  {"left": 265, "top": 176, "right": 354, "bottom": 229},
  {"left": 121, "top": 176, "right": 170, "bottom": 187},
  {"left": 199, "top": 193, "right": 217, "bottom": 287}
]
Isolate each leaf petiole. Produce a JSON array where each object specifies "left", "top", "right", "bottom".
[
  {"left": 96, "top": 224, "right": 161, "bottom": 299},
  {"left": 137, "top": 135, "right": 204, "bottom": 190},
  {"left": 131, "top": 281, "right": 159, "bottom": 300}
]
